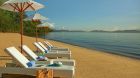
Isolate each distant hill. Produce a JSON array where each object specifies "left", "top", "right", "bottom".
[
  {"left": 90, "top": 30, "right": 140, "bottom": 33},
  {"left": 113, "top": 30, "right": 140, "bottom": 33},
  {"left": 53, "top": 29, "right": 140, "bottom": 33},
  {"left": 90, "top": 30, "right": 108, "bottom": 32}
]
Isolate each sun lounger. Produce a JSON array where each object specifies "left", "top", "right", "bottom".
[
  {"left": 22, "top": 45, "right": 75, "bottom": 66},
  {"left": 44, "top": 41, "right": 69, "bottom": 51},
  {"left": 33, "top": 42, "right": 71, "bottom": 59},
  {"left": 0, "top": 47, "right": 75, "bottom": 78},
  {"left": 44, "top": 41, "right": 58, "bottom": 48},
  {"left": 38, "top": 42, "right": 70, "bottom": 52}
]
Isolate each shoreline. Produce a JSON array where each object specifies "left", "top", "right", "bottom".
[
  {"left": 0, "top": 33, "right": 140, "bottom": 78},
  {"left": 46, "top": 38, "right": 140, "bottom": 60},
  {"left": 47, "top": 38, "right": 140, "bottom": 61}
]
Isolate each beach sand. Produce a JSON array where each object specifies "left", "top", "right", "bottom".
[{"left": 0, "top": 33, "right": 140, "bottom": 78}]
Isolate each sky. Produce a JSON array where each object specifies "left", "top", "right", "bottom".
[{"left": 32, "top": 0, "right": 140, "bottom": 31}]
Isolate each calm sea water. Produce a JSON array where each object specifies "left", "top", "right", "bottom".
[{"left": 44, "top": 32, "right": 140, "bottom": 59}]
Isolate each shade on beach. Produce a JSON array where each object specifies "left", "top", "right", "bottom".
[
  {"left": 0, "top": 0, "right": 44, "bottom": 53},
  {"left": 24, "top": 13, "right": 48, "bottom": 42}
]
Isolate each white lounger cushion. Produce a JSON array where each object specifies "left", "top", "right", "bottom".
[
  {"left": 34, "top": 42, "right": 46, "bottom": 53},
  {"left": 38, "top": 42, "right": 70, "bottom": 53},
  {"left": 5, "top": 47, "right": 75, "bottom": 78},
  {"left": 44, "top": 41, "right": 69, "bottom": 51},
  {"left": 34, "top": 42, "right": 71, "bottom": 59},
  {"left": 44, "top": 41, "right": 53, "bottom": 48},
  {"left": 5, "top": 47, "right": 29, "bottom": 68},
  {"left": 34, "top": 42, "right": 67, "bottom": 53},
  {"left": 22, "top": 45, "right": 38, "bottom": 60},
  {"left": 38, "top": 42, "right": 49, "bottom": 52},
  {"left": 22, "top": 45, "right": 75, "bottom": 66}
]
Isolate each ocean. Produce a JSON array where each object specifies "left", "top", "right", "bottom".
[{"left": 44, "top": 32, "right": 140, "bottom": 59}]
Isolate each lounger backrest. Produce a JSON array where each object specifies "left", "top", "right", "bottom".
[
  {"left": 44, "top": 41, "right": 52, "bottom": 49},
  {"left": 5, "top": 47, "right": 29, "bottom": 68},
  {"left": 44, "top": 41, "right": 53, "bottom": 47},
  {"left": 22, "top": 45, "right": 38, "bottom": 60},
  {"left": 33, "top": 42, "right": 45, "bottom": 53},
  {"left": 38, "top": 42, "right": 49, "bottom": 52}
]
